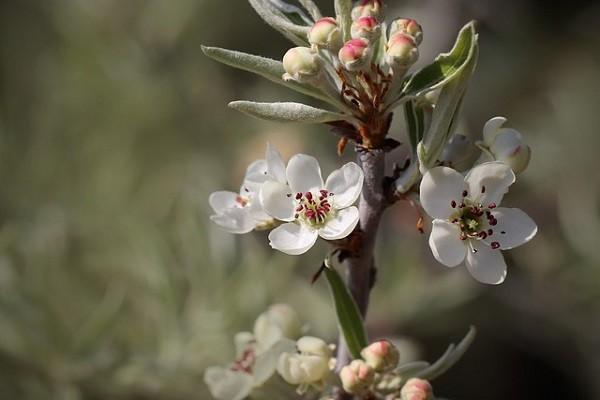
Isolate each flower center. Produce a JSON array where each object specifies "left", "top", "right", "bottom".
[
  {"left": 236, "top": 195, "right": 249, "bottom": 207},
  {"left": 293, "top": 189, "right": 334, "bottom": 226},
  {"left": 231, "top": 348, "right": 255, "bottom": 374},
  {"left": 449, "top": 189, "right": 501, "bottom": 249}
]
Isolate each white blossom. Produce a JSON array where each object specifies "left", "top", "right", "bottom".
[
  {"left": 209, "top": 143, "right": 286, "bottom": 234},
  {"left": 277, "top": 336, "right": 334, "bottom": 393},
  {"left": 419, "top": 162, "right": 537, "bottom": 284},
  {"left": 260, "top": 154, "right": 364, "bottom": 255},
  {"left": 477, "top": 116, "right": 531, "bottom": 174}
]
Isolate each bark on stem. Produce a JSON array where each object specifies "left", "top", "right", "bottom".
[{"left": 336, "top": 148, "right": 387, "bottom": 372}]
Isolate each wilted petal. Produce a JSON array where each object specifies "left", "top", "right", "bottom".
[
  {"left": 266, "top": 143, "right": 287, "bottom": 184},
  {"left": 482, "top": 116, "right": 507, "bottom": 145},
  {"left": 465, "top": 240, "right": 507, "bottom": 284},
  {"left": 488, "top": 207, "right": 537, "bottom": 249},
  {"left": 318, "top": 206, "right": 359, "bottom": 240},
  {"left": 286, "top": 154, "right": 324, "bottom": 194},
  {"left": 204, "top": 367, "right": 254, "bottom": 400},
  {"left": 420, "top": 166, "right": 467, "bottom": 219},
  {"left": 429, "top": 220, "right": 467, "bottom": 267},
  {"left": 209, "top": 191, "right": 241, "bottom": 214},
  {"left": 268, "top": 223, "right": 318, "bottom": 255},
  {"left": 211, "top": 207, "right": 255, "bottom": 234},
  {"left": 260, "top": 181, "right": 295, "bottom": 221},
  {"left": 325, "top": 162, "right": 364, "bottom": 208},
  {"left": 465, "top": 161, "right": 515, "bottom": 206}
]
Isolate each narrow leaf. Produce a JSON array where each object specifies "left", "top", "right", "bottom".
[
  {"left": 201, "top": 46, "right": 339, "bottom": 107},
  {"left": 248, "top": 0, "right": 310, "bottom": 46},
  {"left": 269, "top": 0, "right": 314, "bottom": 25},
  {"left": 323, "top": 263, "right": 368, "bottom": 359},
  {"left": 402, "top": 21, "right": 477, "bottom": 98},
  {"left": 416, "top": 326, "right": 477, "bottom": 380},
  {"left": 228, "top": 101, "right": 348, "bottom": 123},
  {"left": 334, "top": 0, "right": 353, "bottom": 40},
  {"left": 298, "top": 0, "right": 322, "bottom": 20}
]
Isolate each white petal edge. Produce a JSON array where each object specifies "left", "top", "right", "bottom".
[
  {"left": 209, "top": 191, "right": 240, "bottom": 214},
  {"left": 204, "top": 367, "right": 254, "bottom": 400},
  {"left": 482, "top": 116, "right": 507, "bottom": 145},
  {"left": 253, "top": 338, "right": 296, "bottom": 386},
  {"left": 420, "top": 166, "right": 468, "bottom": 220},
  {"left": 465, "top": 240, "right": 507, "bottom": 285},
  {"left": 429, "top": 220, "right": 467, "bottom": 267},
  {"left": 325, "top": 162, "right": 364, "bottom": 209},
  {"left": 489, "top": 129, "right": 523, "bottom": 160},
  {"left": 465, "top": 161, "right": 515, "bottom": 206},
  {"left": 210, "top": 207, "right": 255, "bottom": 234},
  {"left": 286, "top": 154, "right": 324, "bottom": 195},
  {"left": 266, "top": 143, "right": 287, "bottom": 184},
  {"left": 318, "top": 206, "right": 359, "bottom": 240},
  {"left": 489, "top": 207, "right": 537, "bottom": 250},
  {"left": 268, "top": 223, "right": 319, "bottom": 255},
  {"left": 260, "top": 181, "right": 295, "bottom": 222}
]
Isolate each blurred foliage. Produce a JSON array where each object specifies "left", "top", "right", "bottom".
[{"left": 0, "top": 0, "right": 599, "bottom": 399}]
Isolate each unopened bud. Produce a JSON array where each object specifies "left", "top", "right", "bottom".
[
  {"left": 386, "top": 33, "right": 418, "bottom": 68},
  {"left": 351, "top": 16, "right": 381, "bottom": 41},
  {"left": 277, "top": 336, "right": 333, "bottom": 388},
  {"left": 338, "top": 38, "right": 372, "bottom": 71},
  {"left": 389, "top": 18, "right": 423, "bottom": 45},
  {"left": 351, "top": 0, "right": 384, "bottom": 22},
  {"left": 360, "top": 340, "right": 400, "bottom": 372},
  {"left": 282, "top": 47, "right": 322, "bottom": 83},
  {"left": 481, "top": 117, "right": 531, "bottom": 174},
  {"left": 308, "top": 17, "right": 343, "bottom": 50},
  {"left": 339, "top": 359, "right": 375, "bottom": 394},
  {"left": 401, "top": 378, "right": 433, "bottom": 400}
]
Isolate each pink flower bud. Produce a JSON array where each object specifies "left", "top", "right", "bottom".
[
  {"left": 338, "top": 38, "right": 371, "bottom": 71},
  {"left": 360, "top": 340, "right": 400, "bottom": 372},
  {"left": 351, "top": 16, "right": 381, "bottom": 41},
  {"left": 339, "top": 359, "right": 375, "bottom": 395},
  {"left": 282, "top": 47, "right": 322, "bottom": 82},
  {"left": 401, "top": 378, "right": 434, "bottom": 400},
  {"left": 389, "top": 18, "right": 423, "bottom": 45},
  {"left": 386, "top": 33, "right": 419, "bottom": 68},
  {"left": 351, "top": 0, "right": 384, "bottom": 22},
  {"left": 308, "top": 17, "right": 343, "bottom": 50}
]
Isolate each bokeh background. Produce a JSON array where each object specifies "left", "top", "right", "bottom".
[{"left": 0, "top": 0, "right": 599, "bottom": 399}]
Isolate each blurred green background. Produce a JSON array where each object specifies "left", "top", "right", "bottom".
[{"left": 0, "top": 0, "right": 599, "bottom": 399}]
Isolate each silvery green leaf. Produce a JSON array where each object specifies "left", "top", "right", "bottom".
[
  {"left": 404, "top": 99, "right": 425, "bottom": 152},
  {"left": 417, "top": 22, "right": 478, "bottom": 172},
  {"left": 402, "top": 21, "right": 478, "bottom": 98},
  {"left": 229, "top": 101, "right": 349, "bottom": 123},
  {"left": 334, "top": 0, "right": 353, "bottom": 40},
  {"left": 248, "top": 0, "right": 310, "bottom": 46},
  {"left": 416, "top": 326, "right": 477, "bottom": 381},
  {"left": 201, "top": 46, "right": 339, "bottom": 107},
  {"left": 269, "top": 0, "right": 314, "bottom": 25},
  {"left": 298, "top": 0, "right": 322, "bottom": 20}
]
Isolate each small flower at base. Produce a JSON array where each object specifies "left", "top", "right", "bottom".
[
  {"left": 339, "top": 359, "right": 375, "bottom": 395},
  {"left": 308, "top": 17, "right": 343, "bottom": 51},
  {"left": 338, "top": 38, "right": 372, "bottom": 71},
  {"left": 389, "top": 18, "right": 423, "bottom": 45},
  {"left": 282, "top": 47, "right": 322, "bottom": 83},
  {"left": 480, "top": 117, "right": 531, "bottom": 174},
  {"left": 401, "top": 378, "right": 434, "bottom": 400},
  {"left": 360, "top": 340, "right": 400, "bottom": 372},
  {"left": 276, "top": 336, "right": 333, "bottom": 390},
  {"left": 297, "top": 336, "right": 332, "bottom": 358},
  {"left": 351, "top": 16, "right": 381, "bottom": 41},
  {"left": 386, "top": 33, "right": 418, "bottom": 69},
  {"left": 351, "top": 0, "right": 384, "bottom": 22}
]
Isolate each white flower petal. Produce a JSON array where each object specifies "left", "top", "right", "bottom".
[
  {"left": 482, "top": 116, "right": 507, "bottom": 145},
  {"left": 247, "top": 197, "right": 273, "bottom": 224},
  {"left": 465, "top": 240, "right": 507, "bottom": 285},
  {"left": 286, "top": 154, "right": 324, "bottom": 194},
  {"left": 268, "top": 223, "right": 318, "bottom": 255},
  {"left": 204, "top": 367, "right": 254, "bottom": 400},
  {"left": 209, "top": 191, "right": 241, "bottom": 214},
  {"left": 429, "top": 220, "right": 467, "bottom": 267},
  {"left": 234, "top": 332, "right": 255, "bottom": 358},
  {"left": 489, "top": 129, "right": 523, "bottom": 160},
  {"left": 211, "top": 208, "right": 255, "bottom": 234},
  {"left": 325, "top": 162, "right": 364, "bottom": 208},
  {"left": 488, "top": 207, "right": 537, "bottom": 250},
  {"left": 266, "top": 143, "right": 287, "bottom": 184},
  {"left": 253, "top": 338, "right": 296, "bottom": 386},
  {"left": 465, "top": 161, "right": 515, "bottom": 206},
  {"left": 318, "top": 206, "right": 359, "bottom": 240},
  {"left": 259, "top": 181, "right": 295, "bottom": 222},
  {"left": 420, "top": 166, "right": 468, "bottom": 220}
]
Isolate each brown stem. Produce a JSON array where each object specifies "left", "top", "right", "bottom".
[{"left": 335, "top": 148, "right": 387, "bottom": 399}]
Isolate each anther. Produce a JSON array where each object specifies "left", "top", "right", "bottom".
[
  {"left": 488, "top": 203, "right": 497, "bottom": 209},
  {"left": 462, "top": 190, "right": 468, "bottom": 197},
  {"left": 491, "top": 241, "right": 500, "bottom": 249},
  {"left": 305, "top": 192, "right": 313, "bottom": 201},
  {"left": 451, "top": 200, "right": 457, "bottom": 208},
  {"left": 286, "top": 193, "right": 292, "bottom": 198},
  {"left": 488, "top": 229, "right": 494, "bottom": 235},
  {"left": 481, "top": 185, "right": 486, "bottom": 193},
  {"left": 295, "top": 193, "right": 302, "bottom": 200}
]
